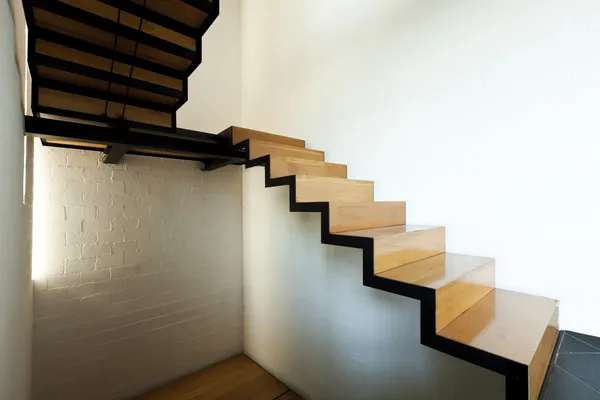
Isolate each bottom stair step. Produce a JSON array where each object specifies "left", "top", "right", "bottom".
[{"left": 439, "top": 289, "right": 559, "bottom": 399}]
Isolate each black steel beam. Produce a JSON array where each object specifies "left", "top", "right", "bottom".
[
  {"left": 131, "top": 126, "right": 228, "bottom": 145},
  {"left": 102, "top": 145, "right": 131, "bottom": 164},
  {"left": 98, "top": 0, "right": 198, "bottom": 38},
  {"left": 33, "top": 105, "right": 176, "bottom": 133},
  {"left": 32, "top": 1, "right": 196, "bottom": 60},
  {"left": 34, "top": 54, "right": 184, "bottom": 100},
  {"left": 202, "top": 158, "right": 243, "bottom": 171},
  {"left": 174, "top": 127, "right": 228, "bottom": 144},
  {"left": 181, "top": 0, "right": 217, "bottom": 14},
  {"left": 126, "top": 150, "right": 204, "bottom": 162},
  {"left": 38, "top": 78, "right": 173, "bottom": 113},
  {"left": 24, "top": 116, "right": 245, "bottom": 162},
  {"left": 35, "top": 28, "right": 186, "bottom": 79},
  {"left": 41, "top": 139, "right": 207, "bottom": 163}
]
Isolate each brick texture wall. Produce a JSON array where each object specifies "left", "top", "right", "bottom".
[{"left": 32, "top": 142, "right": 243, "bottom": 400}]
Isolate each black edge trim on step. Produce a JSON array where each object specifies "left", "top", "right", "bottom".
[
  {"left": 34, "top": 54, "right": 184, "bottom": 100},
  {"left": 183, "top": 0, "right": 219, "bottom": 76},
  {"left": 98, "top": 0, "right": 198, "bottom": 38},
  {"left": 243, "top": 143, "right": 530, "bottom": 400},
  {"left": 31, "top": 0, "right": 196, "bottom": 60},
  {"left": 34, "top": 27, "right": 186, "bottom": 79},
  {"left": 37, "top": 78, "right": 173, "bottom": 113}
]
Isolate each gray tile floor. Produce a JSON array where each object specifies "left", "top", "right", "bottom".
[{"left": 540, "top": 331, "right": 600, "bottom": 399}]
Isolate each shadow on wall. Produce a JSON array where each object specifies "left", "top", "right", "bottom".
[{"left": 242, "top": 166, "right": 505, "bottom": 400}]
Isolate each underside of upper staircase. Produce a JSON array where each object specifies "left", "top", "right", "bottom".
[
  {"left": 21, "top": 0, "right": 244, "bottom": 167},
  {"left": 224, "top": 126, "right": 560, "bottom": 400},
  {"left": 24, "top": 0, "right": 218, "bottom": 131}
]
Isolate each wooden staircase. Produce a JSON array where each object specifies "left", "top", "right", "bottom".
[
  {"left": 21, "top": 0, "right": 249, "bottom": 167},
  {"left": 224, "top": 126, "right": 560, "bottom": 400},
  {"left": 23, "top": 0, "right": 219, "bottom": 132}
]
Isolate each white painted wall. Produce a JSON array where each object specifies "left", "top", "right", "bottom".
[
  {"left": 241, "top": 0, "right": 600, "bottom": 337},
  {"left": 243, "top": 167, "right": 504, "bottom": 400},
  {"left": 0, "top": 0, "right": 31, "bottom": 398},
  {"left": 32, "top": 145, "right": 243, "bottom": 400},
  {"left": 30, "top": 1, "right": 244, "bottom": 398},
  {"left": 178, "top": 0, "right": 241, "bottom": 133}
]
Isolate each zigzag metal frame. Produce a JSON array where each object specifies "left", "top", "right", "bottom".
[{"left": 242, "top": 143, "right": 529, "bottom": 400}]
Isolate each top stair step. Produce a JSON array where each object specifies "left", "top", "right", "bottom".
[{"left": 228, "top": 126, "right": 306, "bottom": 148}]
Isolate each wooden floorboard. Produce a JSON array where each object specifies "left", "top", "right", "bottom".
[
  {"left": 136, "top": 355, "right": 297, "bottom": 400},
  {"left": 274, "top": 391, "right": 303, "bottom": 400}
]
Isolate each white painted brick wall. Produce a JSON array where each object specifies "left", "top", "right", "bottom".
[{"left": 32, "top": 142, "right": 243, "bottom": 400}]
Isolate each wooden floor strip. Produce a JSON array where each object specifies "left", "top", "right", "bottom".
[
  {"left": 274, "top": 390, "right": 303, "bottom": 400},
  {"left": 136, "top": 354, "right": 298, "bottom": 400}
]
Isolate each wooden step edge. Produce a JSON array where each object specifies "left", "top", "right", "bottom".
[
  {"left": 223, "top": 126, "right": 306, "bottom": 148},
  {"left": 248, "top": 140, "right": 324, "bottom": 162},
  {"left": 529, "top": 308, "right": 559, "bottom": 400},
  {"left": 294, "top": 175, "right": 375, "bottom": 204},
  {"left": 269, "top": 156, "right": 347, "bottom": 179},
  {"left": 435, "top": 258, "right": 495, "bottom": 332},
  {"left": 373, "top": 226, "right": 446, "bottom": 274},
  {"left": 329, "top": 202, "right": 406, "bottom": 233},
  {"left": 338, "top": 224, "right": 441, "bottom": 238},
  {"left": 295, "top": 175, "right": 373, "bottom": 185}
]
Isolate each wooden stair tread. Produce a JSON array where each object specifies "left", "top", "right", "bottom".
[
  {"left": 249, "top": 140, "right": 324, "bottom": 162},
  {"left": 329, "top": 201, "right": 406, "bottom": 233},
  {"left": 295, "top": 175, "right": 372, "bottom": 185},
  {"left": 439, "top": 289, "right": 558, "bottom": 365},
  {"left": 338, "top": 224, "right": 438, "bottom": 238},
  {"left": 270, "top": 156, "right": 347, "bottom": 179},
  {"left": 378, "top": 253, "right": 496, "bottom": 331},
  {"left": 230, "top": 126, "right": 305, "bottom": 148},
  {"left": 377, "top": 253, "right": 493, "bottom": 289},
  {"left": 339, "top": 225, "right": 445, "bottom": 274}
]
